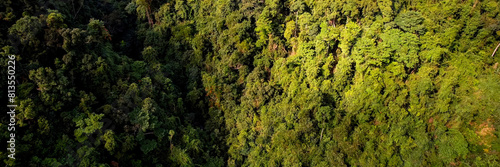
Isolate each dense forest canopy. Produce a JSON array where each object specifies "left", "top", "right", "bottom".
[{"left": 1, "top": 0, "right": 500, "bottom": 166}]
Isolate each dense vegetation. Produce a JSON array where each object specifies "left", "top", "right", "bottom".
[{"left": 1, "top": 0, "right": 500, "bottom": 166}]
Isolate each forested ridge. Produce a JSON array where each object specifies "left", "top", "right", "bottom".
[{"left": 1, "top": 0, "right": 500, "bottom": 166}]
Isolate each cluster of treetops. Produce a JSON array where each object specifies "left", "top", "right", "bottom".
[{"left": 1, "top": 0, "right": 500, "bottom": 166}]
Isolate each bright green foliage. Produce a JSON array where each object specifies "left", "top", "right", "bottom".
[
  {"left": 437, "top": 129, "right": 469, "bottom": 164},
  {"left": 46, "top": 11, "right": 66, "bottom": 28},
  {"left": 339, "top": 21, "right": 361, "bottom": 54},
  {"left": 1, "top": 0, "right": 500, "bottom": 166},
  {"left": 103, "top": 130, "right": 116, "bottom": 153},
  {"left": 255, "top": 8, "right": 273, "bottom": 48},
  {"left": 74, "top": 113, "right": 104, "bottom": 143}
]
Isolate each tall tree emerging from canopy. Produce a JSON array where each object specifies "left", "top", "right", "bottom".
[{"left": 136, "top": 0, "right": 155, "bottom": 27}]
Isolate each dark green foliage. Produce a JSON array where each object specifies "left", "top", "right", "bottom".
[
  {"left": 1, "top": 0, "right": 500, "bottom": 166},
  {"left": 394, "top": 11, "right": 425, "bottom": 34}
]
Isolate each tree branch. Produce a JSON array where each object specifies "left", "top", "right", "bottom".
[
  {"left": 492, "top": 42, "right": 500, "bottom": 57},
  {"left": 320, "top": 128, "right": 324, "bottom": 142}
]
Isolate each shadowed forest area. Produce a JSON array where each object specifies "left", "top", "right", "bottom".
[{"left": 1, "top": 0, "right": 500, "bottom": 166}]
